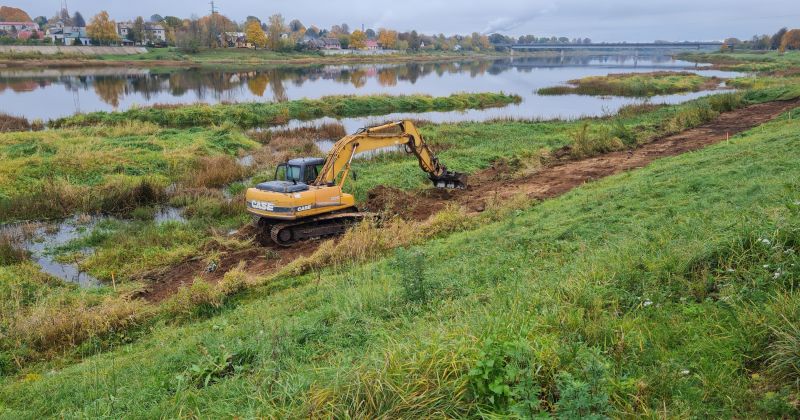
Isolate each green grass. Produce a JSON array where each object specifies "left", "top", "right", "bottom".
[
  {"left": 1, "top": 104, "right": 799, "bottom": 418},
  {"left": 48, "top": 93, "right": 522, "bottom": 129},
  {"left": 537, "top": 71, "right": 722, "bottom": 97},
  {"left": 680, "top": 50, "right": 800, "bottom": 73},
  {"left": 0, "top": 122, "right": 258, "bottom": 222}
]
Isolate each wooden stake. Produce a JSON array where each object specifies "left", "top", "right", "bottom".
[{"left": 112, "top": 272, "right": 117, "bottom": 291}]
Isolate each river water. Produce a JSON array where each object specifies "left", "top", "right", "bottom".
[{"left": 0, "top": 54, "right": 740, "bottom": 124}]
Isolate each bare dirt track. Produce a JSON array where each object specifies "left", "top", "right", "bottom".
[{"left": 139, "top": 98, "right": 800, "bottom": 302}]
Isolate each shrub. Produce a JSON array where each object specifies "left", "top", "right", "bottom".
[
  {"left": 468, "top": 338, "right": 544, "bottom": 416},
  {"left": 175, "top": 344, "right": 257, "bottom": 388},
  {"left": 709, "top": 92, "right": 745, "bottom": 113},
  {"left": 0, "top": 232, "right": 26, "bottom": 266},
  {"left": 555, "top": 347, "right": 611, "bottom": 419},
  {"left": 166, "top": 280, "right": 224, "bottom": 319},
  {"left": 392, "top": 247, "right": 429, "bottom": 304},
  {"left": 570, "top": 123, "right": 624, "bottom": 158}
]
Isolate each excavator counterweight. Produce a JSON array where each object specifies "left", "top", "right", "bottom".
[{"left": 245, "top": 120, "right": 466, "bottom": 245}]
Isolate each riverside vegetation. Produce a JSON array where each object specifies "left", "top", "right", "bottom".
[
  {"left": 537, "top": 71, "right": 723, "bottom": 97},
  {"left": 0, "top": 52, "right": 799, "bottom": 417}
]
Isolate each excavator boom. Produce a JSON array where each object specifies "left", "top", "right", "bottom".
[{"left": 315, "top": 120, "right": 467, "bottom": 189}]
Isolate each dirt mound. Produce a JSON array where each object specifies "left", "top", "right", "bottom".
[{"left": 363, "top": 185, "right": 446, "bottom": 220}]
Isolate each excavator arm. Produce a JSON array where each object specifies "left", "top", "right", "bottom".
[{"left": 314, "top": 120, "right": 467, "bottom": 189}]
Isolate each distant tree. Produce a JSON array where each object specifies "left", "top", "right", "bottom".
[
  {"left": 246, "top": 16, "right": 260, "bottom": 24},
  {"left": 330, "top": 24, "right": 343, "bottom": 35},
  {"left": 0, "top": 6, "right": 32, "bottom": 21},
  {"left": 86, "top": 11, "right": 118, "bottom": 45},
  {"left": 365, "top": 28, "right": 376, "bottom": 39},
  {"left": 780, "top": 29, "right": 800, "bottom": 52},
  {"left": 289, "top": 19, "right": 305, "bottom": 33},
  {"left": 771, "top": 27, "right": 787, "bottom": 50},
  {"left": 583, "top": 38, "right": 592, "bottom": 44},
  {"left": 377, "top": 28, "right": 397, "bottom": 49},
  {"left": 408, "top": 30, "right": 421, "bottom": 50},
  {"left": 245, "top": 20, "right": 267, "bottom": 48},
  {"left": 34, "top": 16, "right": 47, "bottom": 30},
  {"left": 338, "top": 34, "right": 350, "bottom": 49},
  {"left": 396, "top": 39, "right": 409, "bottom": 50},
  {"left": 349, "top": 29, "right": 366, "bottom": 49},
  {"left": 266, "top": 14, "right": 285, "bottom": 50},
  {"left": 306, "top": 25, "right": 320, "bottom": 38},
  {"left": 164, "top": 16, "right": 182, "bottom": 28},
  {"left": 128, "top": 16, "right": 145, "bottom": 44},
  {"left": 488, "top": 33, "right": 506, "bottom": 44},
  {"left": 150, "top": 14, "right": 164, "bottom": 23},
  {"left": 72, "top": 11, "right": 85, "bottom": 27},
  {"left": 340, "top": 23, "right": 350, "bottom": 35}
]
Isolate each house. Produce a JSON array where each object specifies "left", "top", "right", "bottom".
[
  {"left": 0, "top": 21, "right": 38, "bottom": 32},
  {"left": 223, "top": 32, "right": 251, "bottom": 48},
  {"left": 310, "top": 37, "right": 341, "bottom": 50},
  {"left": 45, "top": 23, "right": 90, "bottom": 45},
  {"left": 117, "top": 22, "right": 167, "bottom": 45},
  {"left": 364, "top": 39, "right": 379, "bottom": 50}
]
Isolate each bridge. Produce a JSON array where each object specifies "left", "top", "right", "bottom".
[{"left": 498, "top": 42, "right": 723, "bottom": 51}]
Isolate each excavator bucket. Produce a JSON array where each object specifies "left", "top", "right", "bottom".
[{"left": 430, "top": 171, "right": 468, "bottom": 189}]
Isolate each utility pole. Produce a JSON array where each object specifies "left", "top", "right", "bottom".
[{"left": 209, "top": 0, "right": 218, "bottom": 48}]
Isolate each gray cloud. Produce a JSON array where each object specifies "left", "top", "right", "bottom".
[{"left": 15, "top": 0, "right": 800, "bottom": 41}]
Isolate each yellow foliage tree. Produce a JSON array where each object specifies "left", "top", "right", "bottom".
[
  {"left": 780, "top": 29, "right": 800, "bottom": 52},
  {"left": 350, "top": 30, "right": 367, "bottom": 49},
  {"left": 377, "top": 28, "right": 397, "bottom": 49},
  {"left": 86, "top": 11, "right": 118, "bottom": 45},
  {"left": 245, "top": 20, "right": 267, "bottom": 49}
]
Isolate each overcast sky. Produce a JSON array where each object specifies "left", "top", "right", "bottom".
[{"left": 14, "top": 0, "right": 800, "bottom": 41}]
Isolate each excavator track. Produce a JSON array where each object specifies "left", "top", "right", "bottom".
[{"left": 265, "top": 211, "right": 374, "bottom": 246}]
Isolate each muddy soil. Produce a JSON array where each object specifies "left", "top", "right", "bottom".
[{"left": 140, "top": 98, "right": 799, "bottom": 302}]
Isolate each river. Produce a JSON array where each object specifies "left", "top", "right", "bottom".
[{"left": 0, "top": 54, "right": 740, "bottom": 126}]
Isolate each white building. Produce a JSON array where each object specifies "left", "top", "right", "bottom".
[
  {"left": 117, "top": 22, "right": 167, "bottom": 44},
  {"left": 0, "top": 21, "right": 38, "bottom": 32},
  {"left": 45, "top": 22, "right": 90, "bottom": 45}
]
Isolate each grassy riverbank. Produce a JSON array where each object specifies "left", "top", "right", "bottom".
[
  {"left": 2, "top": 95, "right": 799, "bottom": 417},
  {"left": 0, "top": 47, "right": 520, "bottom": 69},
  {"left": 49, "top": 92, "right": 522, "bottom": 129},
  {"left": 537, "top": 71, "right": 722, "bottom": 97}
]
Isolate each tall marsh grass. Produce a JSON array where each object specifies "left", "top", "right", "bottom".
[{"left": 49, "top": 93, "right": 523, "bottom": 129}]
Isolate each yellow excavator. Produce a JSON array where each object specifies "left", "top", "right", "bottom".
[{"left": 245, "top": 120, "right": 467, "bottom": 246}]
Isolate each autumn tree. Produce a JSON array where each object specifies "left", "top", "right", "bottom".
[
  {"left": 0, "top": 6, "right": 31, "bottom": 21},
  {"left": 780, "top": 29, "right": 800, "bottom": 52},
  {"left": 772, "top": 27, "right": 787, "bottom": 50},
  {"left": 266, "top": 14, "right": 285, "bottom": 50},
  {"left": 246, "top": 20, "right": 267, "bottom": 48},
  {"left": 150, "top": 14, "right": 163, "bottom": 23},
  {"left": 350, "top": 29, "right": 367, "bottom": 49},
  {"left": 377, "top": 28, "right": 397, "bottom": 49},
  {"left": 87, "top": 11, "right": 118, "bottom": 45}
]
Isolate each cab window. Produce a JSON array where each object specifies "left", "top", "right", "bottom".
[
  {"left": 286, "top": 165, "right": 302, "bottom": 181},
  {"left": 304, "top": 164, "right": 319, "bottom": 183}
]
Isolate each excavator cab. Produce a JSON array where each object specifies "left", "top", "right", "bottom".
[{"left": 255, "top": 157, "right": 325, "bottom": 193}]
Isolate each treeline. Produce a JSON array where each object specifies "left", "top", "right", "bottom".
[{"left": 725, "top": 27, "right": 800, "bottom": 52}]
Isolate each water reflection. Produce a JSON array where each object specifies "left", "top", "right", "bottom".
[{"left": 0, "top": 55, "right": 741, "bottom": 121}]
